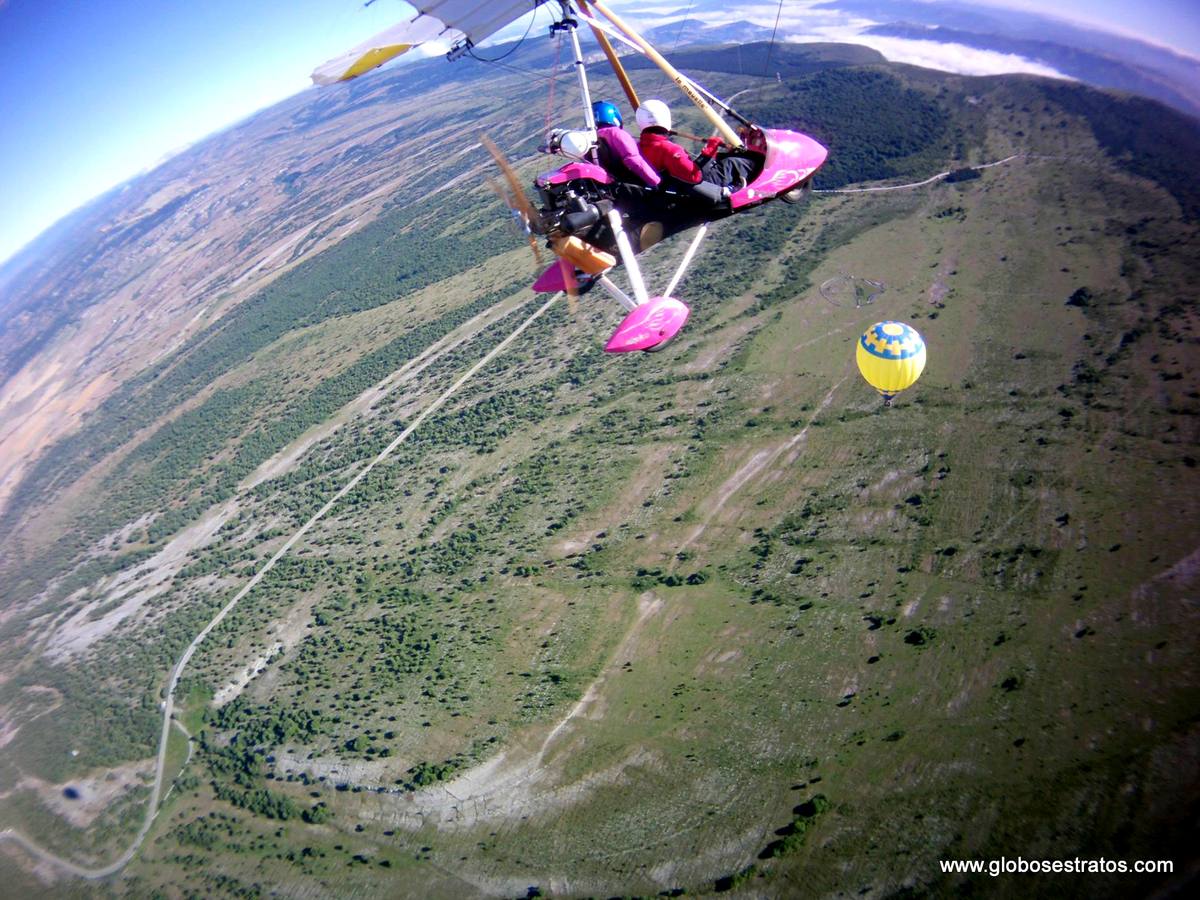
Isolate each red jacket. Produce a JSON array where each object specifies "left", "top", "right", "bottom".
[{"left": 638, "top": 128, "right": 702, "bottom": 184}]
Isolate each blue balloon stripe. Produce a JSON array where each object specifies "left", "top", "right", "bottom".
[{"left": 859, "top": 333, "right": 924, "bottom": 360}]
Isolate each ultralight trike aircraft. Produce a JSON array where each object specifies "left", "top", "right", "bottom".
[{"left": 314, "top": 0, "right": 829, "bottom": 353}]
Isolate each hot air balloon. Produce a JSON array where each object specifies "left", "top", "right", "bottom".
[{"left": 856, "top": 321, "right": 926, "bottom": 405}]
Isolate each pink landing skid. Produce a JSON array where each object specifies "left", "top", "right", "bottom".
[
  {"left": 532, "top": 260, "right": 576, "bottom": 294},
  {"left": 730, "top": 128, "right": 829, "bottom": 210},
  {"left": 604, "top": 296, "right": 690, "bottom": 354}
]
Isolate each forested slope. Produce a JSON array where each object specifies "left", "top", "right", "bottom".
[{"left": 0, "top": 43, "right": 1197, "bottom": 899}]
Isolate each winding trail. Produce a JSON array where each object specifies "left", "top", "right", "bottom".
[
  {"left": 0, "top": 293, "right": 558, "bottom": 879},
  {"left": 815, "top": 154, "right": 1022, "bottom": 194},
  {"left": 2, "top": 149, "right": 1048, "bottom": 880}
]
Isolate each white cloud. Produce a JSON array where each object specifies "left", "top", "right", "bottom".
[
  {"left": 792, "top": 34, "right": 1073, "bottom": 79},
  {"left": 475, "top": 1, "right": 1076, "bottom": 81},
  {"left": 626, "top": 1, "right": 1073, "bottom": 80}
]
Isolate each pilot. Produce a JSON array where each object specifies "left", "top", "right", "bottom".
[{"left": 635, "top": 98, "right": 755, "bottom": 199}]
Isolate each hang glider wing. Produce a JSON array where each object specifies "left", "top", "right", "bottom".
[
  {"left": 312, "top": 15, "right": 446, "bottom": 84},
  {"left": 417, "top": 1, "right": 546, "bottom": 45},
  {"left": 312, "top": 1, "right": 549, "bottom": 85}
]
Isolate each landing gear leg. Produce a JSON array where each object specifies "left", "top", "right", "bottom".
[
  {"left": 606, "top": 209, "right": 650, "bottom": 306},
  {"left": 664, "top": 224, "right": 707, "bottom": 298}
]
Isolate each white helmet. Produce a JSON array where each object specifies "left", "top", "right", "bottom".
[
  {"left": 635, "top": 99, "right": 672, "bottom": 131},
  {"left": 542, "top": 127, "right": 596, "bottom": 161}
]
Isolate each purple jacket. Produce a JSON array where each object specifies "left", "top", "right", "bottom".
[{"left": 595, "top": 124, "right": 661, "bottom": 188}]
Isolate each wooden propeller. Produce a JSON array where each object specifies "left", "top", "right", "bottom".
[{"left": 480, "top": 133, "right": 579, "bottom": 310}]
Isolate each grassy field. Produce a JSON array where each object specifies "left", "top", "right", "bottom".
[{"left": 0, "top": 50, "right": 1197, "bottom": 899}]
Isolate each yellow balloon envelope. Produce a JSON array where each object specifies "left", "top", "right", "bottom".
[{"left": 856, "top": 321, "right": 926, "bottom": 402}]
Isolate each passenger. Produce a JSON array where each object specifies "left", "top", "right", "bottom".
[
  {"left": 635, "top": 99, "right": 756, "bottom": 199},
  {"left": 591, "top": 100, "right": 661, "bottom": 188}
]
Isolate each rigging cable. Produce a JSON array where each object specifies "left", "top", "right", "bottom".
[
  {"left": 475, "top": 57, "right": 562, "bottom": 86},
  {"left": 464, "top": 6, "right": 569, "bottom": 89},
  {"left": 467, "top": 3, "right": 541, "bottom": 63},
  {"left": 655, "top": 0, "right": 696, "bottom": 93},
  {"left": 762, "top": 0, "right": 785, "bottom": 76}
]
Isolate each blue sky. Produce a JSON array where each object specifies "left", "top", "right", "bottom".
[
  {"left": 0, "top": 0, "right": 413, "bottom": 265},
  {"left": 0, "top": 0, "right": 1196, "bottom": 267},
  {"left": 976, "top": 0, "right": 1200, "bottom": 52}
]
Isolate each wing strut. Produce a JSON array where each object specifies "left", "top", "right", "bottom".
[
  {"left": 605, "top": 209, "right": 650, "bottom": 306},
  {"left": 552, "top": 1, "right": 596, "bottom": 131},
  {"left": 575, "top": 0, "right": 640, "bottom": 111}
]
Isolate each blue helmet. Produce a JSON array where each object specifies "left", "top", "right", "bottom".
[{"left": 592, "top": 100, "right": 622, "bottom": 128}]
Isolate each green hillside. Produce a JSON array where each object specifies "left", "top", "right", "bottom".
[{"left": 0, "top": 45, "right": 1197, "bottom": 899}]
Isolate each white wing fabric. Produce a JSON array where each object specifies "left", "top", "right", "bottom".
[
  {"left": 413, "top": 1, "right": 545, "bottom": 44},
  {"left": 312, "top": 2, "right": 547, "bottom": 85}
]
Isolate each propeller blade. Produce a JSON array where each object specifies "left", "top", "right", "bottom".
[
  {"left": 482, "top": 134, "right": 579, "bottom": 312},
  {"left": 482, "top": 136, "right": 546, "bottom": 268},
  {"left": 480, "top": 134, "right": 539, "bottom": 224},
  {"left": 556, "top": 256, "right": 579, "bottom": 314}
]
